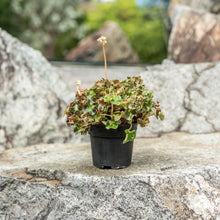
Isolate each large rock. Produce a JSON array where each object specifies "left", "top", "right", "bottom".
[
  {"left": 168, "top": 6, "right": 220, "bottom": 63},
  {"left": 0, "top": 132, "right": 220, "bottom": 219},
  {"left": 138, "top": 62, "right": 220, "bottom": 137},
  {"left": 168, "top": 0, "right": 220, "bottom": 16},
  {"left": 65, "top": 22, "right": 139, "bottom": 63},
  {"left": 0, "top": 28, "right": 79, "bottom": 150}
]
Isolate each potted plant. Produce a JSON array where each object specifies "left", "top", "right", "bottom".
[{"left": 65, "top": 36, "right": 164, "bottom": 169}]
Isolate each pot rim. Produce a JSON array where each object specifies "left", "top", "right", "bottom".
[{"left": 89, "top": 123, "right": 137, "bottom": 138}]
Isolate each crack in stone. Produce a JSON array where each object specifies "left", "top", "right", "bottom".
[
  {"left": 35, "top": 198, "right": 57, "bottom": 219},
  {"left": 204, "top": 116, "right": 217, "bottom": 132},
  {"left": 177, "top": 63, "right": 217, "bottom": 131},
  {"left": 192, "top": 88, "right": 206, "bottom": 98},
  {"left": 56, "top": 99, "right": 62, "bottom": 119},
  {"left": 194, "top": 63, "right": 217, "bottom": 132},
  {"left": 0, "top": 126, "right": 14, "bottom": 149},
  {"left": 196, "top": 63, "right": 216, "bottom": 75},
  {"left": 175, "top": 65, "right": 199, "bottom": 131}
]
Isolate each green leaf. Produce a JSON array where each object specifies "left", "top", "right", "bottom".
[
  {"left": 94, "top": 115, "right": 101, "bottom": 122},
  {"left": 74, "top": 125, "right": 81, "bottom": 134},
  {"left": 159, "top": 112, "right": 165, "bottom": 120},
  {"left": 147, "top": 92, "right": 153, "bottom": 99},
  {"left": 124, "top": 111, "right": 133, "bottom": 120},
  {"left": 104, "top": 94, "right": 121, "bottom": 105},
  {"left": 112, "top": 95, "right": 122, "bottom": 105},
  {"left": 89, "top": 115, "right": 101, "bottom": 122},
  {"left": 151, "top": 107, "right": 156, "bottom": 115},
  {"left": 104, "top": 94, "right": 113, "bottom": 102},
  {"left": 123, "top": 129, "right": 136, "bottom": 144},
  {"left": 87, "top": 90, "right": 96, "bottom": 98},
  {"left": 105, "top": 120, "right": 119, "bottom": 129},
  {"left": 114, "top": 113, "right": 121, "bottom": 121},
  {"left": 73, "top": 104, "right": 79, "bottom": 112},
  {"left": 84, "top": 102, "right": 95, "bottom": 115},
  {"left": 63, "top": 109, "right": 67, "bottom": 117}
]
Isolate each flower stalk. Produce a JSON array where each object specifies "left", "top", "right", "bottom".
[{"left": 97, "top": 36, "right": 108, "bottom": 80}]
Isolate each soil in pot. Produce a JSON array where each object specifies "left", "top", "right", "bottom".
[{"left": 89, "top": 123, "right": 137, "bottom": 169}]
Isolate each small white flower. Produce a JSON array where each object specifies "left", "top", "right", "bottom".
[
  {"left": 76, "top": 80, "right": 81, "bottom": 95},
  {"left": 97, "top": 36, "right": 107, "bottom": 45},
  {"left": 76, "top": 80, "right": 81, "bottom": 87}
]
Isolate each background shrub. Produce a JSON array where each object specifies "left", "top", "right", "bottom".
[
  {"left": 86, "top": 0, "right": 167, "bottom": 63},
  {"left": 0, "top": 0, "right": 168, "bottom": 63}
]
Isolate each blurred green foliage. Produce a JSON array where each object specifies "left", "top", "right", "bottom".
[
  {"left": 0, "top": 0, "right": 167, "bottom": 63},
  {"left": 0, "top": 0, "right": 87, "bottom": 58},
  {"left": 0, "top": 0, "right": 19, "bottom": 36},
  {"left": 86, "top": 0, "right": 167, "bottom": 63}
]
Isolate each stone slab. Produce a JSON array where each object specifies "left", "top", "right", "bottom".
[
  {"left": 140, "top": 62, "right": 220, "bottom": 137},
  {"left": 0, "top": 132, "right": 220, "bottom": 219},
  {"left": 0, "top": 132, "right": 220, "bottom": 176}
]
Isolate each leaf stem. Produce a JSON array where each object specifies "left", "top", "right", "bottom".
[
  {"left": 129, "top": 122, "right": 133, "bottom": 130},
  {"left": 100, "top": 113, "right": 112, "bottom": 117}
]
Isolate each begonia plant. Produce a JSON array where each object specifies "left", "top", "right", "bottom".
[{"left": 65, "top": 36, "right": 164, "bottom": 143}]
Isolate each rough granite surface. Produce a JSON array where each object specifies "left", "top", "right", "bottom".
[
  {"left": 0, "top": 132, "right": 220, "bottom": 219},
  {"left": 139, "top": 62, "right": 220, "bottom": 137},
  {"left": 0, "top": 28, "right": 82, "bottom": 150}
]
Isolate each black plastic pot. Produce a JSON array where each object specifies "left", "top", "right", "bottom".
[{"left": 89, "top": 123, "right": 137, "bottom": 169}]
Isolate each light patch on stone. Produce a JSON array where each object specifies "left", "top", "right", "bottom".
[
  {"left": 185, "top": 175, "right": 220, "bottom": 219},
  {"left": 181, "top": 113, "right": 215, "bottom": 133}
]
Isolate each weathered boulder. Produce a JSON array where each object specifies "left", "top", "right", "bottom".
[
  {"left": 168, "top": 6, "right": 220, "bottom": 63},
  {"left": 168, "top": 0, "right": 220, "bottom": 16},
  {"left": 0, "top": 132, "right": 220, "bottom": 219},
  {"left": 0, "top": 28, "right": 79, "bottom": 150},
  {"left": 138, "top": 62, "right": 220, "bottom": 137},
  {"left": 65, "top": 22, "right": 139, "bottom": 63}
]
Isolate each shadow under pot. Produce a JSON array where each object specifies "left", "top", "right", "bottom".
[{"left": 89, "top": 123, "right": 137, "bottom": 169}]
